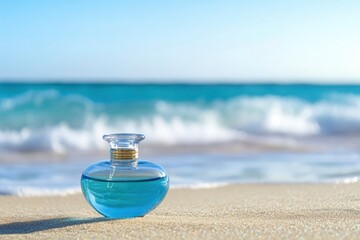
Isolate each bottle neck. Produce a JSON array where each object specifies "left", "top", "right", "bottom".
[{"left": 110, "top": 148, "right": 138, "bottom": 167}]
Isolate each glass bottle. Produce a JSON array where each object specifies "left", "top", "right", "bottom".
[{"left": 81, "top": 133, "right": 169, "bottom": 218}]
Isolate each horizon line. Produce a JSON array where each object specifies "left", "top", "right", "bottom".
[{"left": 1, "top": 77, "right": 360, "bottom": 85}]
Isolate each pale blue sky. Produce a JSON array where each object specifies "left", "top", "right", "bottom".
[{"left": 0, "top": 0, "right": 359, "bottom": 82}]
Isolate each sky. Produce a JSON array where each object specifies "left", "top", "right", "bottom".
[{"left": 0, "top": 0, "right": 360, "bottom": 83}]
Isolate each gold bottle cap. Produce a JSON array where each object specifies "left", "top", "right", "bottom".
[
  {"left": 111, "top": 148, "right": 138, "bottom": 160},
  {"left": 104, "top": 133, "right": 144, "bottom": 160}
]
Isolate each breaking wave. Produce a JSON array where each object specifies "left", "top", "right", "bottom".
[{"left": 2, "top": 89, "right": 360, "bottom": 153}]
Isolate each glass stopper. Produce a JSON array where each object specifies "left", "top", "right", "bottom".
[{"left": 103, "top": 133, "right": 145, "bottom": 160}]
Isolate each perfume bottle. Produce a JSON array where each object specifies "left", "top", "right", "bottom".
[{"left": 81, "top": 133, "right": 169, "bottom": 218}]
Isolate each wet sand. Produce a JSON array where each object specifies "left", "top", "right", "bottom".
[{"left": 0, "top": 184, "right": 359, "bottom": 239}]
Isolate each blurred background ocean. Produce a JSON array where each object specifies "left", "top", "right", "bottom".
[
  {"left": 3, "top": 83, "right": 360, "bottom": 151},
  {"left": 2, "top": 83, "right": 360, "bottom": 195},
  {"left": 1, "top": 1, "right": 360, "bottom": 195}
]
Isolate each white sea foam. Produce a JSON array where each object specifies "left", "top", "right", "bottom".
[
  {"left": 0, "top": 187, "right": 81, "bottom": 197},
  {"left": 171, "top": 182, "right": 230, "bottom": 189},
  {"left": 0, "top": 151, "right": 360, "bottom": 196},
  {"left": 337, "top": 177, "right": 360, "bottom": 184}
]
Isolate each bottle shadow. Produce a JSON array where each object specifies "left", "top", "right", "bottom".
[{"left": 0, "top": 217, "right": 110, "bottom": 234}]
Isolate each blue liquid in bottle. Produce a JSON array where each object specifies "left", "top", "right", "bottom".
[{"left": 81, "top": 134, "right": 169, "bottom": 219}]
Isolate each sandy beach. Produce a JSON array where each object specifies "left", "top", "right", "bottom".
[{"left": 1, "top": 183, "right": 359, "bottom": 239}]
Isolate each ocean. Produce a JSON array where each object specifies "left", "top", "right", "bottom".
[{"left": 1, "top": 83, "right": 360, "bottom": 196}]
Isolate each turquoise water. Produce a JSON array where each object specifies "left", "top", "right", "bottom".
[
  {"left": 81, "top": 175, "right": 169, "bottom": 218},
  {"left": 3, "top": 83, "right": 360, "bottom": 151}
]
